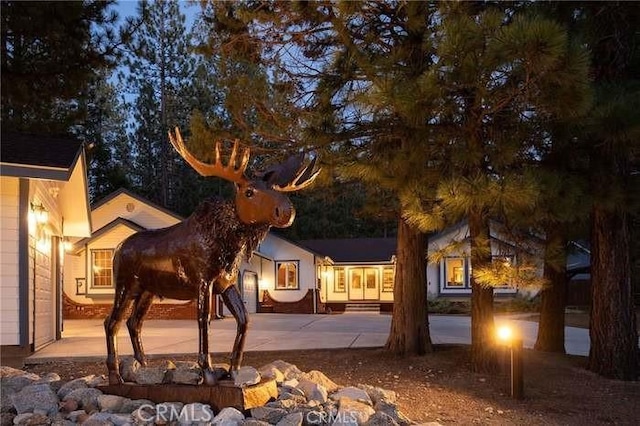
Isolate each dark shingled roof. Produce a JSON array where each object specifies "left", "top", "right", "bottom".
[
  {"left": 1, "top": 132, "right": 83, "bottom": 169},
  {"left": 299, "top": 238, "right": 396, "bottom": 263}
]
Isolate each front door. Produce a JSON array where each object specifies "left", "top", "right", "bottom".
[{"left": 349, "top": 268, "right": 379, "bottom": 301}]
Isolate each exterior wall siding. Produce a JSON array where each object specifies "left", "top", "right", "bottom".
[
  {"left": 92, "top": 193, "right": 180, "bottom": 231},
  {"left": 0, "top": 177, "right": 20, "bottom": 345}
]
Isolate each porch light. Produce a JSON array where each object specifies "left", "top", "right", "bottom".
[
  {"left": 258, "top": 278, "right": 267, "bottom": 290},
  {"left": 31, "top": 202, "right": 49, "bottom": 224},
  {"left": 496, "top": 324, "right": 524, "bottom": 399}
]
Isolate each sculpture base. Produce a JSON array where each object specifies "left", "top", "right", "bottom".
[{"left": 97, "top": 379, "right": 277, "bottom": 412}]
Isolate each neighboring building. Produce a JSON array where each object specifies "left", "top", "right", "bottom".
[{"left": 1, "top": 133, "right": 91, "bottom": 358}]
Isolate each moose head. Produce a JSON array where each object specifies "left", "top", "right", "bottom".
[{"left": 169, "top": 128, "right": 319, "bottom": 228}]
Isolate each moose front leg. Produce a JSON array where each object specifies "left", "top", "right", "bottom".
[
  {"left": 196, "top": 282, "right": 218, "bottom": 385},
  {"left": 221, "top": 284, "right": 249, "bottom": 376}
]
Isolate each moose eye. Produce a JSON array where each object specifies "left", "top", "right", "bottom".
[{"left": 244, "top": 188, "right": 255, "bottom": 198}]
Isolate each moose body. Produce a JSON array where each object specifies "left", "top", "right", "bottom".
[{"left": 104, "top": 128, "right": 319, "bottom": 385}]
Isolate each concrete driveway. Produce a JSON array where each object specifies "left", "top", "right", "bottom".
[{"left": 25, "top": 313, "right": 591, "bottom": 364}]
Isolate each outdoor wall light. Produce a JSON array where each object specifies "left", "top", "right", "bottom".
[
  {"left": 30, "top": 202, "right": 49, "bottom": 224},
  {"left": 496, "top": 324, "right": 524, "bottom": 399}
]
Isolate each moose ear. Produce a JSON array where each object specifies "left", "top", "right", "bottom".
[{"left": 260, "top": 170, "right": 277, "bottom": 183}]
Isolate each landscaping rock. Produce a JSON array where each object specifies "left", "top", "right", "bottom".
[
  {"left": 81, "top": 411, "right": 114, "bottom": 426},
  {"left": 331, "top": 386, "right": 372, "bottom": 406},
  {"left": 170, "top": 363, "right": 202, "bottom": 385},
  {"left": 334, "top": 397, "right": 375, "bottom": 425},
  {"left": 296, "top": 379, "right": 328, "bottom": 403},
  {"left": 154, "top": 401, "right": 184, "bottom": 423},
  {"left": 209, "top": 406, "right": 242, "bottom": 425},
  {"left": 275, "top": 411, "right": 303, "bottom": 426},
  {"left": 241, "top": 419, "right": 271, "bottom": 426},
  {"left": 62, "top": 387, "right": 103, "bottom": 412},
  {"left": 357, "top": 384, "right": 397, "bottom": 405},
  {"left": 364, "top": 411, "right": 400, "bottom": 426},
  {"left": 299, "top": 370, "right": 339, "bottom": 393},
  {"left": 1, "top": 360, "right": 421, "bottom": 426},
  {"left": 374, "top": 400, "right": 411, "bottom": 426},
  {"left": 250, "top": 406, "right": 287, "bottom": 424},
  {"left": 258, "top": 366, "right": 284, "bottom": 384},
  {"left": 119, "top": 358, "right": 140, "bottom": 383},
  {"left": 97, "top": 394, "right": 127, "bottom": 412},
  {"left": 135, "top": 360, "right": 175, "bottom": 385},
  {"left": 234, "top": 366, "right": 261, "bottom": 387},
  {"left": 11, "top": 384, "right": 59, "bottom": 416},
  {"left": 262, "top": 361, "right": 302, "bottom": 380}
]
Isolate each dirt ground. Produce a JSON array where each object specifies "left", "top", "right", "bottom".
[{"left": 24, "top": 343, "right": 640, "bottom": 426}]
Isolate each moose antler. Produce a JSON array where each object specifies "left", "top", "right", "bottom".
[
  {"left": 168, "top": 127, "right": 250, "bottom": 184},
  {"left": 271, "top": 154, "right": 321, "bottom": 192}
]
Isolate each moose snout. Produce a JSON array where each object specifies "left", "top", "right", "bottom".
[{"left": 273, "top": 203, "right": 295, "bottom": 228}]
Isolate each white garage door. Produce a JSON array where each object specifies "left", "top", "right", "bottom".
[{"left": 33, "top": 243, "right": 55, "bottom": 349}]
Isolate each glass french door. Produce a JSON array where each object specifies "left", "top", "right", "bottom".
[{"left": 349, "top": 268, "right": 379, "bottom": 300}]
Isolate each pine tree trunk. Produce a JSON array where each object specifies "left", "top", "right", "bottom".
[
  {"left": 534, "top": 227, "right": 567, "bottom": 353},
  {"left": 588, "top": 205, "right": 639, "bottom": 380},
  {"left": 468, "top": 209, "right": 497, "bottom": 372},
  {"left": 386, "top": 215, "right": 433, "bottom": 355}
]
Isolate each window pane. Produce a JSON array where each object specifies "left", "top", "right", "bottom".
[
  {"left": 92, "top": 250, "right": 114, "bottom": 287},
  {"left": 335, "top": 268, "right": 346, "bottom": 292},
  {"left": 277, "top": 263, "right": 287, "bottom": 289},
  {"left": 445, "top": 258, "right": 465, "bottom": 287},
  {"left": 351, "top": 270, "right": 362, "bottom": 289},
  {"left": 287, "top": 263, "right": 297, "bottom": 289},
  {"left": 382, "top": 267, "right": 394, "bottom": 292},
  {"left": 365, "top": 270, "right": 377, "bottom": 289},
  {"left": 276, "top": 262, "right": 298, "bottom": 289}
]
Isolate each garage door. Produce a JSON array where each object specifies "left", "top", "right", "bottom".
[
  {"left": 242, "top": 271, "right": 258, "bottom": 314},
  {"left": 33, "top": 242, "right": 55, "bottom": 350}
]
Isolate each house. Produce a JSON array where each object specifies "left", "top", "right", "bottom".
[
  {"left": 64, "top": 189, "right": 327, "bottom": 318},
  {"left": 62, "top": 189, "right": 193, "bottom": 319},
  {"left": 1, "top": 133, "right": 91, "bottom": 358},
  {"left": 299, "top": 238, "right": 397, "bottom": 312},
  {"left": 304, "top": 221, "right": 541, "bottom": 312}
]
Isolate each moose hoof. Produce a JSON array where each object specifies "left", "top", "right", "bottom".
[
  {"left": 203, "top": 367, "right": 229, "bottom": 386},
  {"left": 108, "top": 372, "right": 124, "bottom": 385}
]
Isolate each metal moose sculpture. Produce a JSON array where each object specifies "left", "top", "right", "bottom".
[{"left": 104, "top": 128, "right": 319, "bottom": 385}]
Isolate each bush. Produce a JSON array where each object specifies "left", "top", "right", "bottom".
[{"left": 428, "top": 298, "right": 470, "bottom": 314}]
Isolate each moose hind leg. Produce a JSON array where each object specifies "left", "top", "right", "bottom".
[
  {"left": 127, "top": 291, "right": 154, "bottom": 367},
  {"left": 104, "top": 286, "right": 134, "bottom": 385},
  {"left": 221, "top": 285, "right": 249, "bottom": 375}
]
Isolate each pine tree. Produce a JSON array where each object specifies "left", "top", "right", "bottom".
[
  {"left": 425, "top": 3, "right": 590, "bottom": 370},
  {"left": 80, "top": 74, "right": 132, "bottom": 202},
  {"left": 123, "top": 0, "right": 195, "bottom": 209},
  {"left": 1, "top": 0, "right": 119, "bottom": 133},
  {"left": 583, "top": 2, "right": 640, "bottom": 380}
]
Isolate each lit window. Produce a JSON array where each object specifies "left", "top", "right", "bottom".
[
  {"left": 382, "top": 267, "right": 395, "bottom": 292},
  {"left": 276, "top": 262, "right": 298, "bottom": 289},
  {"left": 92, "top": 249, "right": 114, "bottom": 288},
  {"left": 445, "top": 257, "right": 466, "bottom": 288},
  {"left": 335, "top": 268, "right": 346, "bottom": 292}
]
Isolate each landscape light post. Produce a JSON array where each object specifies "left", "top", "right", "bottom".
[{"left": 497, "top": 325, "right": 524, "bottom": 399}]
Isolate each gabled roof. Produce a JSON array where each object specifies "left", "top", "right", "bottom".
[
  {"left": 299, "top": 238, "right": 396, "bottom": 263},
  {"left": 0, "top": 132, "right": 84, "bottom": 180},
  {"left": 71, "top": 217, "right": 144, "bottom": 254},
  {"left": 92, "top": 188, "right": 184, "bottom": 221}
]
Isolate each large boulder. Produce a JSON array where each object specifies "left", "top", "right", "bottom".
[{"left": 11, "top": 384, "right": 59, "bottom": 416}]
